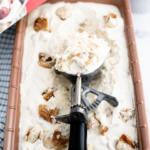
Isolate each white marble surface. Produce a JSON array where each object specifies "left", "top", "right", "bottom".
[{"left": 132, "top": 13, "right": 150, "bottom": 130}]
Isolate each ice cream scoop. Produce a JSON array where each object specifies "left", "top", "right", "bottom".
[{"left": 55, "top": 64, "right": 119, "bottom": 150}]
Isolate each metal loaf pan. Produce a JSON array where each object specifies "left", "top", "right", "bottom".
[{"left": 3, "top": 0, "right": 150, "bottom": 149}]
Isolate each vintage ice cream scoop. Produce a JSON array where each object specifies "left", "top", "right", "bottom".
[{"left": 55, "top": 65, "right": 119, "bottom": 150}]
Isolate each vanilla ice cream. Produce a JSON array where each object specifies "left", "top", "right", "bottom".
[
  {"left": 53, "top": 33, "right": 110, "bottom": 74},
  {"left": 20, "top": 2, "right": 137, "bottom": 150}
]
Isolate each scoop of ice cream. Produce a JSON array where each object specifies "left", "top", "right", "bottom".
[{"left": 51, "top": 32, "right": 110, "bottom": 74}]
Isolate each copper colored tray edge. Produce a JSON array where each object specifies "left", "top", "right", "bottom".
[{"left": 3, "top": 0, "right": 150, "bottom": 150}]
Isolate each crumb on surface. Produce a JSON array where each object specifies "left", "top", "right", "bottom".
[
  {"left": 38, "top": 52, "right": 54, "bottom": 68},
  {"left": 110, "top": 13, "right": 117, "bottom": 18},
  {"left": 56, "top": 6, "right": 72, "bottom": 20},
  {"left": 39, "top": 105, "right": 59, "bottom": 123},
  {"left": 42, "top": 89, "right": 54, "bottom": 101},
  {"left": 34, "top": 17, "right": 51, "bottom": 32},
  {"left": 43, "top": 130, "right": 69, "bottom": 149},
  {"left": 104, "top": 12, "right": 117, "bottom": 28},
  {"left": 116, "top": 134, "right": 135, "bottom": 150},
  {"left": 85, "top": 59, "right": 92, "bottom": 66},
  {"left": 99, "top": 125, "right": 108, "bottom": 136},
  {"left": 119, "top": 108, "right": 135, "bottom": 122},
  {"left": 23, "top": 128, "right": 41, "bottom": 143}
]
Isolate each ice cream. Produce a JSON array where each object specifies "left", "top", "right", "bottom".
[
  {"left": 53, "top": 33, "right": 110, "bottom": 74},
  {"left": 20, "top": 2, "right": 137, "bottom": 150}
]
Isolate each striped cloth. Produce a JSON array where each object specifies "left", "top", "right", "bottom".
[{"left": 0, "top": 24, "right": 16, "bottom": 150}]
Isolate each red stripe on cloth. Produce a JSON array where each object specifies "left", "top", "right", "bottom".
[{"left": 26, "top": 0, "right": 47, "bottom": 14}]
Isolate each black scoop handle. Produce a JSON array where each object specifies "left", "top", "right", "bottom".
[
  {"left": 69, "top": 122, "right": 87, "bottom": 150},
  {"left": 55, "top": 107, "right": 88, "bottom": 150}
]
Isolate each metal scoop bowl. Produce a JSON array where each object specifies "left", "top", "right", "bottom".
[{"left": 54, "top": 64, "right": 119, "bottom": 112}]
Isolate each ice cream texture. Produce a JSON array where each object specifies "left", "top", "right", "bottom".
[
  {"left": 20, "top": 2, "right": 137, "bottom": 150},
  {"left": 53, "top": 33, "right": 110, "bottom": 74}
]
